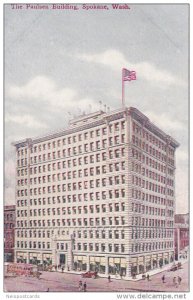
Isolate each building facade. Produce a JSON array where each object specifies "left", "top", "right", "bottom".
[
  {"left": 13, "top": 107, "right": 179, "bottom": 278},
  {"left": 174, "top": 213, "right": 189, "bottom": 260},
  {"left": 4, "top": 205, "right": 16, "bottom": 262}
]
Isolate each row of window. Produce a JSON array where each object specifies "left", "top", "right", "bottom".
[
  {"left": 17, "top": 155, "right": 174, "bottom": 181},
  {"left": 16, "top": 227, "right": 174, "bottom": 240},
  {"left": 75, "top": 243, "right": 125, "bottom": 253},
  {"left": 132, "top": 173, "right": 174, "bottom": 188},
  {"left": 17, "top": 191, "right": 174, "bottom": 210},
  {"left": 16, "top": 240, "right": 174, "bottom": 253},
  {"left": 27, "top": 160, "right": 126, "bottom": 176},
  {"left": 30, "top": 139, "right": 126, "bottom": 162},
  {"left": 132, "top": 163, "right": 174, "bottom": 183},
  {"left": 17, "top": 229, "right": 54, "bottom": 238},
  {"left": 18, "top": 173, "right": 173, "bottom": 189},
  {"left": 18, "top": 193, "right": 122, "bottom": 207},
  {"left": 4, "top": 213, "right": 15, "bottom": 221},
  {"left": 131, "top": 241, "right": 174, "bottom": 253},
  {"left": 17, "top": 135, "right": 126, "bottom": 167},
  {"left": 17, "top": 202, "right": 126, "bottom": 218},
  {"left": 17, "top": 164, "right": 175, "bottom": 179},
  {"left": 17, "top": 138, "right": 175, "bottom": 170},
  {"left": 132, "top": 177, "right": 174, "bottom": 196},
  {"left": 17, "top": 183, "right": 174, "bottom": 199},
  {"left": 131, "top": 203, "right": 169, "bottom": 217},
  {"left": 16, "top": 240, "right": 126, "bottom": 253},
  {"left": 17, "top": 188, "right": 126, "bottom": 200},
  {"left": 131, "top": 190, "right": 174, "bottom": 206},
  {"left": 17, "top": 202, "right": 173, "bottom": 219},
  {"left": 17, "top": 241, "right": 51, "bottom": 249},
  {"left": 26, "top": 122, "right": 126, "bottom": 153},
  {"left": 132, "top": 122, "right": 174, "bottom": 155},
  {"left": 18, "top": 174, "right": 126, "bottom": 187},
  {"left": 131, "top": 228, "right": 174, "bottom": 239},
  {"left": 17, "top": 229, "right": 125, "bottom": 240},
  {"left": 131, "top": 216, "right": 174, "bottom": 228},
  {"left": 132, "top": 148, "right": 174, "bottom": 172},
  {"left": 16, "top": 215, "right": 174, "bottom": 228},
  {"left": 30, "top": 148, "right": 107, "bottom": 164},
  {"left": 17, "top": 216, "right": 126, "bottom": 228},
  {"left": 132, "top": 135, "right": 175, "bottom": 160}
]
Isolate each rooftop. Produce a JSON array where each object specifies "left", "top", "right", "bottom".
[{"left": 12, "top": 106, "right": 179, "bottom": 148}]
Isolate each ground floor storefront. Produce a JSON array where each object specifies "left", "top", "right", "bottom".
[
  {"left": 15, "top": 251, "right": 52, "bottom": 267},
  {"left": 15, "top": 250, "right": 174, "bottom": 278}
]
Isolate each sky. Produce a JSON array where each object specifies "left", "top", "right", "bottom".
[{"left": 4, "top": 3, "right": 189, "bottom": 214}]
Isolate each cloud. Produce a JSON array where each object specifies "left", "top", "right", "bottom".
[
  {"left": 5, "top": 113, "right": 48, "bottom": 129},
  {"left": 79, "top": 49, "right": 127, "bottom": 71},
  {"left": 77, "top": 49, "right": 185, "bottom": 87},
  {"left": 7, "top": 76, "right": 101, "bottom": 114},
  {"left": 7, "top": 76, "right": 77, "bottom": 108},
  {"left": 143, "top": 110, "right": 185, "bottom": 132}
]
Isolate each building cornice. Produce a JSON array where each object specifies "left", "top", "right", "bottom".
[
  {"left": 12, "top": 107, "right": 179, "bottom": 149},
  {"left": 129, "top": 107, "right": 179, "bottom": 148}
]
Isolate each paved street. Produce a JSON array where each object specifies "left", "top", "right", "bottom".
[{"left": 4, "top": 261, "right": 189, "bottom": 293}]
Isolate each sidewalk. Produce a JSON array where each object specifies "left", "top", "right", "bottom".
[{"left": 53, "top": 259, "right": 188, "bottom": 282}]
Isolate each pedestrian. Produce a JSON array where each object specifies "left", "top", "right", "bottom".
[
  {"left": 178, "top": 276, "right": 182, "bottom": 285},
  {"left": 83, "top": 282, "right": 87, "bottom": 292},
  {"left": 108, "top": 275, "right": 111, "bottom": 283},
  {"left": 173, "top": 277, "right": 178, "bottom": 287},
  {"left": 162, "top": 275, "right": 165, "bottom": 283},
  {"left": 62, "top": 266, "right": 64, "bottom": 273},
  {"left": 147, "top": 274, "right": 150, "bottom": 281},
  {"left": 79, "top": 280, "right": 82, "bottom": 291}
]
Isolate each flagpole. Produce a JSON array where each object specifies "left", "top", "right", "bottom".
[{"left": 122, "top": 68, "right": 125, "bottom": 108}]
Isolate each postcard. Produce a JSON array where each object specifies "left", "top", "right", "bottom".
[{"left": 3, "top": 2, "right": 190, "bottom": 299}]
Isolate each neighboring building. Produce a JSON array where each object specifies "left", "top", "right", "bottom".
[
  {"left": 13, "top": 107, "right": 179, "bottom": 278},
  {"left": 174, "top": 213, "right": 189, "bottom": 260},
  {"left": 4, "top": 205, "right": 16, "bottom": 262}
]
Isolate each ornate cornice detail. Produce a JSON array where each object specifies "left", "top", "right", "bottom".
[{"left": 12, "top": 106, "right": 179, "bottom": 149}]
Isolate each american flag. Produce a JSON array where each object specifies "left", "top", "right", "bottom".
[{"left": 122, "top": 68, "right": 136, "bottom": 81}]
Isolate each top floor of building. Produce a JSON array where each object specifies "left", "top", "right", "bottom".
[{"left": 12, "top": 107, "right": 179, "bottom": 158}]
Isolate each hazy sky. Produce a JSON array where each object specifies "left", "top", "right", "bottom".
[{"left": 4, "top": 3, "right": 189, "bottom": 213}]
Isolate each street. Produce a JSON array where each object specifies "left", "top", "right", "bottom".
[{"left": 4, "top": 261, "right": 189, "bottom": 293}]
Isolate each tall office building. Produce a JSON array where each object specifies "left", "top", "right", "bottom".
[{"left": 13, "top": 107, "right": 179, "bottom": 278}]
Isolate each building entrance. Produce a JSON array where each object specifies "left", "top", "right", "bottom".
[{"left": 60, "top": 254, "right": 66, "bottom": 265}]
